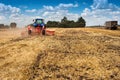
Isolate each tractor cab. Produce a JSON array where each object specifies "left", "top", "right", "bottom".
[{"left": 33, "top": 19, "right": 45, "bottom": 28}]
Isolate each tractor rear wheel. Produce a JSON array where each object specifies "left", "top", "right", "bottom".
[
  {"left": 28, "top": 30, "right": 32, "bottom": 35},
  {"left": 42, "top": 30, "right": 45, "bottom": 35}
]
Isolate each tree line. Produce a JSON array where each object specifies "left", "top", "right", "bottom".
[
  {"left": 46, "top": 16, "right": 86, "bottom": 28},
  {"left": 0, "top": 22, "right": 17, "bottom": 29}
]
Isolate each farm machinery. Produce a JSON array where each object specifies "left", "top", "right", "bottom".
[
  {"left": 27, "top": 18, "right": 55, "bottom": 36},
  {"left": 105, "top": 21, "right": 118, "bottom": 30}
]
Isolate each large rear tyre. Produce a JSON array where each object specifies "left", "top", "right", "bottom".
[
  {"left": 42, "top": 30, "right": 45, "bottom": 35},
  {"left": 28, "top": 30, "right": 32, "bottom": 35}
]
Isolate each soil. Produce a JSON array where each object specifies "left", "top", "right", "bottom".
[{"left": 0, "top": 28, "right": 120, "bottom": 80}]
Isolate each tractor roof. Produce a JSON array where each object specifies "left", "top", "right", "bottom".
[{"left": 35, "top": 19, "right": 44, "bottom": 20}]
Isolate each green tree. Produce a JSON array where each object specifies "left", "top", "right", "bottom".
[
  {"left": 60, "top": 16, "right": 69, "bottom": 28},
  {"left": 0, "top": 24, "right": 4, "bottom": 28},
  {"left": 46, "top": 21, "right": 59, "bottom": 27},
  {"left": 66, "top": 20, "right": 75, "bottom": 28},
  {"left": 10, "top": 22, "right": 17, "bottom": 28},
  {"left": 4, "top": 25, "right": 10, "bottom": 28},
  {"left": 76, "top": 17, "right": 86, "bottom": 27},
  {"left": 61, "top": 16, "right": 68, "bottom": 23},
  {"left": 46, "top": 16, "right": 86, "bottom": 28}
]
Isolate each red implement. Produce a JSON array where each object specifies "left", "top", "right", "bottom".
[{"left": 46, "top": 30, "right": 55, "bottom": 35}]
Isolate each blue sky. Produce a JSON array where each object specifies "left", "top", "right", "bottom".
[{"left": 0, "top": 0, "right": 120, "bottom": 27}]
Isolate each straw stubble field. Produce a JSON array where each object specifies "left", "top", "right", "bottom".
[{"left": 0, "top": 28, "right": 120, "bottom": 80}]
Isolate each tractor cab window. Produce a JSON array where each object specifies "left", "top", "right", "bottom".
[{"left": 36, "top": 19, "right": 43, "bottom": 24}]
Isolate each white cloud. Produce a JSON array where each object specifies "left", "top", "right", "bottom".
[
  {"left": 0, "top": 16, "right": 5, "bottom": 20},
  {"left": 41, "top": 3, "right": 79, "bottom": 22},
  {"left": 0, "top": 3, "right": 21, "bottom": 25},
  {"left": 1, "top": 1, "right": 120, "bottom": 27},
  {"left": 42, "top": 10, "right": 79, "bottom": 22},
  {"left": 81, "top": 0, "right": 120, "bottom": 26},
  {"left": 0, "top": 3, "right": 20, "bottom": 14},
  {"left": 91, "top": 0, "right": 108, "bottom": 9},
  {"left": 91, "top": 0, "right": 120, "bottom": 10},
  {"left": 25, "top": 9, "right": 37, "bottom": 13},
  {"left": 0, "top": 3, "right": 79, "bottom": 27},
  {"left": 43, "top": 6, "right": 54, "bottom": 10},
  {"left": 57, "top": 3, "right": 78, "bottom": 8},
  {"left": 42, "top": 3, "right": 78, "bottom": 11}
]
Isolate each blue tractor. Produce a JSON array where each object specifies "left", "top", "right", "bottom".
[{"left": 28, "top": 19, "right": 46, "bottom": 35}]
